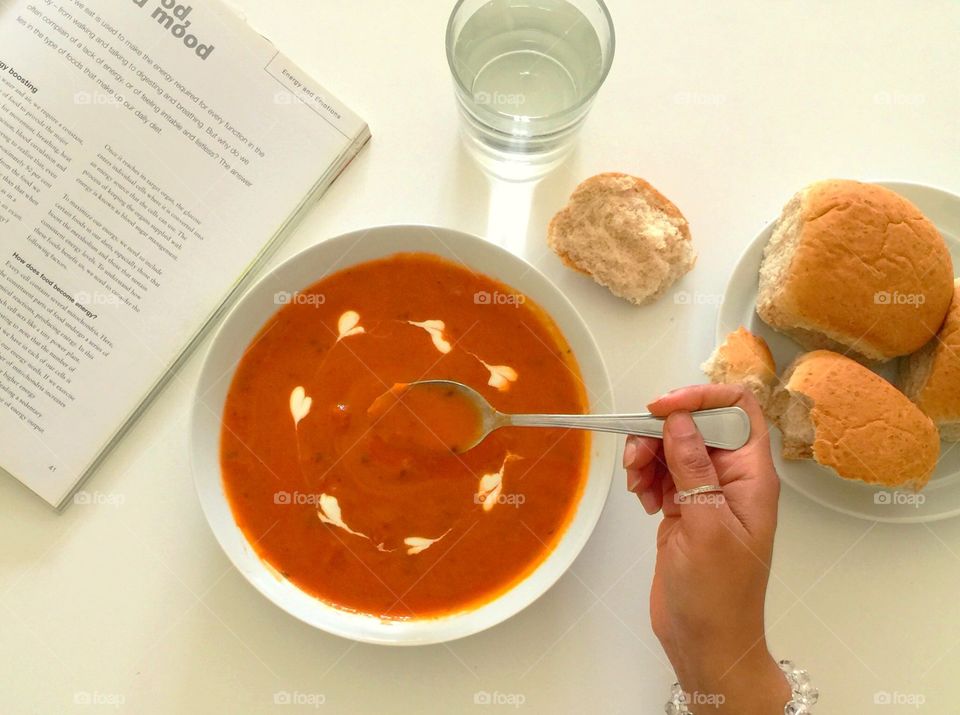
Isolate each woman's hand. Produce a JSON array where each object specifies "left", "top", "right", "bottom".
[{"left": 623, "top": 384, "right": 792, "bottom": 714}]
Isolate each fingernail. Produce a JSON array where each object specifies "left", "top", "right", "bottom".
[
  {"left": 640, "top": 490, "right": 658, "bottom": 514},
  {"left": 651, "top": 386, "right": 682, "bottom": 400},
  {"left": 647, "top": 390, "right": 675, "bottom": 410},
  {"left": 626, "top": 468, "right": 642, "bottom": 492},
  {"left": 622, "top": 440, "right": 637, "bottom": 469}
]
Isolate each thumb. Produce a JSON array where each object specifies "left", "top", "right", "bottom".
[{"left": 662, "top": 412, "right": 722, "bottom": 512}]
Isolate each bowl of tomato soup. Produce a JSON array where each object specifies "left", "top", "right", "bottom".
[{"left": 191, "top": 225, "right": 616, "bottom": 644}]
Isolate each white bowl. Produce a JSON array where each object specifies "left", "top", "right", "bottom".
[{"left": 191, "top": 225, "right": 617, "bottom": 644}]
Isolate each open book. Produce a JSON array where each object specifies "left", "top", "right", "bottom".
[{"left": 0, "top": 0, "right": 369, "bottom": 508}]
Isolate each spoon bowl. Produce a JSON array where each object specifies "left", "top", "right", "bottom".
[{"left": 402, "top": 379, "right": 752, "bottom": 452}]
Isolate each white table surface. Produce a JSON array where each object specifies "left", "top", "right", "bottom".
[{"left": 3, "top": 1, "right": 960, "bottom": 713}]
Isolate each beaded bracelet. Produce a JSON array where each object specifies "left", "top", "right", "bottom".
[{"left": 665, "top": 659, "right": 819, "bottom": 714}]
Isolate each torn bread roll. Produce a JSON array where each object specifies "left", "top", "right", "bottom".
[
  {"left": 902, "top": 279, "right": 960, "bottom": 441},
  {"left": 701, "top": 327, "right": 777, "bottom": 410},
  {"left": 770, "top": 350, "right": 940, "bottom": 490},
  {"left": 757, "top": 180, "right": 954, "bottom": 362},
  {"left": 547, "top": 172, "right": 696, "bottom": 305}
]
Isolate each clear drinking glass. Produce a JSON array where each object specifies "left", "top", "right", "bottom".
[{"left": 446, "top": 0, "right": 615, "bottom": 181}]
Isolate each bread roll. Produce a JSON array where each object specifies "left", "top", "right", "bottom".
[
  {"left": 770, "top": 350, "right": 940, "bottom": 490},
  {"left": 547, "top": 173, "right": 696, "bottom": 305},
  {"left": 701, "top": 327, "right": 777, "bottom": 410},
  {"left": 902, "top": 279, "right": 960, "bottom": 440},
  {"left": 757, "top": 180, "right": 954, "bottom": 362}
]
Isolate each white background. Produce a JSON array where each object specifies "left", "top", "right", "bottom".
[{"left": 2, "top": 1, "right": 959, "bottom": 713}]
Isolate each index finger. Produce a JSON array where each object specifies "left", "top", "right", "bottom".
[{"left": 647, "top": 383, "right": 767, "bottom": 442}]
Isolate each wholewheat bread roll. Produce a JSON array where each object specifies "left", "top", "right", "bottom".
[
  {"left": 770, "top": 350, "right": 940, "bottom": 490},
  {"left": 701, "top": 327, "right": 778, "bottom": 410},
  {"left": 902, "top": 279, "right": 960, "bottom": 441},
  {"left": 757, "top": 180, "right": 954, "bottom": 362},
  {"left": 547, "top": 173, "right": 696, "bottom": 305}
]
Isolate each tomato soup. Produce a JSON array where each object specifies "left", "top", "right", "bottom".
[
  {"left": 368, "top": 382, "right": 486, "bottom": 453},
  {"left": 220, "top": 253, "right": 589, "bottom": 619}
]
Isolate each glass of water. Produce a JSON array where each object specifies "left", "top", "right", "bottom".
[{"left": 446, "top": 0, "right": 615, "bottom": 181}]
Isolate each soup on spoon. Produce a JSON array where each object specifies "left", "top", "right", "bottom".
[{"left": 368, "top": 381, "right": 485, "bottom": 453}]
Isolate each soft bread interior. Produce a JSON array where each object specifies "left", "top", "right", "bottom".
[
  {"left": 900, "top": 278, "right": 960, "bottom": 440},
  {"left": 700, "top": 331, "right": 777, "bottom": 412},
  {"left": 755, "top": 191, "right": 877, "bottom": 358},
  {"left": 550, "top": 205, "right": 694, "bottom": 305},
  {"left": 547, "top": 174, "right": 696, "bottom": 305},
  {"left": 701, "top": 348, "right": 772, "bottom": 406},
  {"left": 757, "top": 191, "right": 804, "bottom": 319},
  {"left": 769, "top": 385, "right": 815, "bottom": 460},
  {"left": 778, "top": 325, "right": 878, "bottom": 364},
  {"left": 940, "top": 422, "right": 960, "bottom": 442},
  {"left": 901, "top": 341, "right": 936, "bottom": 404}
]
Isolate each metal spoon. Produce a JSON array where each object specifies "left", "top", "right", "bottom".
[{"left": 405, "top": 380, "right": 751, "bottom": 453}]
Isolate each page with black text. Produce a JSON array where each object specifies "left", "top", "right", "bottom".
[{"left": 0, "top": 0, "right": 368, "bottom": 506}]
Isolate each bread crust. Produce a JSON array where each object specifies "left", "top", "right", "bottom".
[
  {"left": 716, "top": 327, "right": 776, "bottom": 378},
  {"left": 758, "top": 180, "right": 954, "bottom": 361},
  {"left": 777, "top": 350, "right": 940, "bottom": 489},
  {"left": 547, "top": 172, "right": 696, "bottom": 305},
  {"left": 701, "top": 327, "right": 777, "bottom": 410},
  {"left": 903, "top": 279, "right": 960, "bottom": 439}
]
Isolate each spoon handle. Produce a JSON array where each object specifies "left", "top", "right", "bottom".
[{"left": 505, "top": 406, "right": 751, "bottom": 450}]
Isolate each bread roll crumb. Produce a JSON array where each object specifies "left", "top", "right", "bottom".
[
  {"left": 902, "top": 279, "right": 960, "bottom": 440},
  {"left": 547, "top": 173, "right": 696, "bottom": 305},
  {"left": 701, "top": 327, "right": 777, "bottom": 411}
]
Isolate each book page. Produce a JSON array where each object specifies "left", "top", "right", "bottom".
[{"left": 0, "top": 0, "right": 367, "bottom": 506}]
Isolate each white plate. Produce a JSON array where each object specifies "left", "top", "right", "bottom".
[
  {"left": 191, "top": 225, "right": 617, "bottom": 643},
  {"left": 719, "top": 182, "right": 960, "bottom": 523}
]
